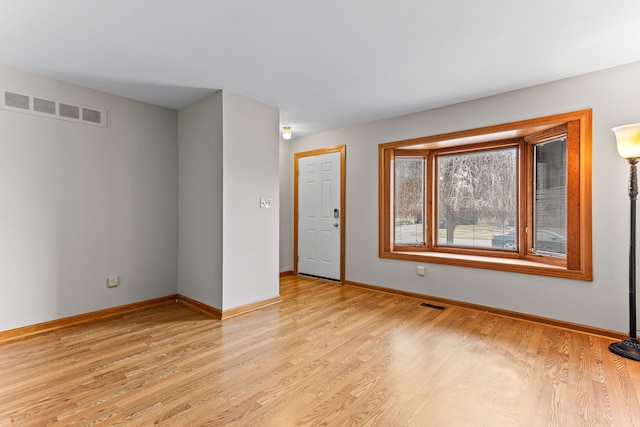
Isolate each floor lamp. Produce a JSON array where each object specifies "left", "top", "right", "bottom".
[{"left": 609, "top": 123, "right": 640, "bottom": 361}]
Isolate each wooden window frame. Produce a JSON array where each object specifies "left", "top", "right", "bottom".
[{"left": 378, "top": 109, "right": 592, "bottom": 281}]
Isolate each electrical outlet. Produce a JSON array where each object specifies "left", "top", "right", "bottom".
[
  {"left": 416, "top": 266, "right": 425, "bottom": 276},
  {"left": 107, "top": 275, "right": 119, "bottom": 288}
]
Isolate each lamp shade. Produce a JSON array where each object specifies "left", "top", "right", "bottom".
[
  {"left": 282, "top": 126, "right": 292, "bottom": 140},
  {"left": 613, "top": 123, "right": 640, "bottom": 159}
]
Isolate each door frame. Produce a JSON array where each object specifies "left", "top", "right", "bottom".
[{"left": 294, "top": 145, "right": 346, "bottom": 282}]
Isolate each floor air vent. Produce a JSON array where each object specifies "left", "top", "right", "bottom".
[
  {"left": 420, "top": 302, "right": 446, "bottom": 310},
  {"left": 1, "top": 89, "right": 107, "bottom": 127}
]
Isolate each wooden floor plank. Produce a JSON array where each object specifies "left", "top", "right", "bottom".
[{"left": 1, "top": 276, "right": 640, "bottom": 426}]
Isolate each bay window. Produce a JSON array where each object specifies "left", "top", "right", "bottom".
[{"left": 379, "top": 110, "right": 592, "bottom": 280}]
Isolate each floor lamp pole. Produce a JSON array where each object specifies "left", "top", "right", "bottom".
[{"left": 609, "top": 157, "right": 640, "bottom": 361}]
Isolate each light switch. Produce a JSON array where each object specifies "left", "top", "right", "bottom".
[{"left": 260, "top": 198, "right": 272, "bottom": 209}]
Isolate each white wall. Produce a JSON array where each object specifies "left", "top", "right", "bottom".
[
  {"left": 281, "top": 61, "right": 640, "bottom": 334},
  {"left": 0, "top": 65, "right": 178, "bottom": 331},
  {"left": 222, "top": 92, "right": 280, "bottom": 309},
  {"left": 178, "top": 92, "right": 224, "bottom": 308}
]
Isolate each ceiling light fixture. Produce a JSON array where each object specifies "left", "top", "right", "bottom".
[{"left": 282, "top": 126, "right": 292, "bottom": 140}]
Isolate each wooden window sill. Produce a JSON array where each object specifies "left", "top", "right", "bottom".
[{"left": 380, "top": 250, "right": 592, "bottom": 281}]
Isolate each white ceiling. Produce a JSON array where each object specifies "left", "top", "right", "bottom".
[{"left": 1, "top": 1, "right": 640, "bottom": 139}]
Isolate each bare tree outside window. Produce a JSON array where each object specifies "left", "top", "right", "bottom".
[
  {"left": 437, "top": 148, "right": 517, "bottom": 248},
  {"left": 394, "top": 157, "right": 424, "bottom": 245}
]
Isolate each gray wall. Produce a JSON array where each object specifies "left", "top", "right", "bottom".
[
  {"left": 221, "top": 91, "right": 280, "bottom": 309},
  {"left": 279, "top": 136, "right": 293, "bottom": 272},
  {"left": 280, "top": 61, "right": 640, "bottom": 334},
  {"left": 178, "top": 91, "right": 280, "bottom": 311},
  {"left": 178, "top": 92, "right": 224, "bottom": 308},
  {"left": 0, "top": 65, "right": 179, "bottom": 331},
  {"left": 0, "top": 68, "right": 282, "bottom": 331}
]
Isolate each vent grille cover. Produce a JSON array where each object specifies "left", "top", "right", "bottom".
[
  {"left": 33, "top": 98, "right": 56, "bottom": 114},
  {"left": 1, "top": 89, "right": 107, "bottom": 127},
  {"left": 5, "top": 92, "right": 29, "bottom": 109},
  {"left": 420, "top": 302, "right": 446, "bottom": 310}
]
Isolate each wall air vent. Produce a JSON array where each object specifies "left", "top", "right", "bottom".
[
  {"left": 5, "top": 91, "right": 29, "bottom": 109},
  {"left": 33, "top": 97, "right": 56, "bottom": 115},
  {"left": 1, "top": 89, "right": 107, "bottom": 127}
]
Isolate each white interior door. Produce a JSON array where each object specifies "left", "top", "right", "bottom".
[{"left": 298, "top": 152, "right": 341, "bottom": 280}]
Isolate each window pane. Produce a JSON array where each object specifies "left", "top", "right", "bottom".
[
  {"left": 533, "top": 137, "right": 567, "bottom": 256},
  {"left": 394, "top": 157, "right": 424, "bottom": 245},
  {"left": 437, "top": 148, "right": 517, "bottom": 249}
]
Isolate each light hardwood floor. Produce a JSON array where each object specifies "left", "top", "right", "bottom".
[{"left": 1, "top": 275, "right": 640, "bottom": 426}]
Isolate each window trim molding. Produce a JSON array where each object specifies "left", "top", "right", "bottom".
[{"left": 378, "top": 109, "right": 592, "bottom": 281}]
